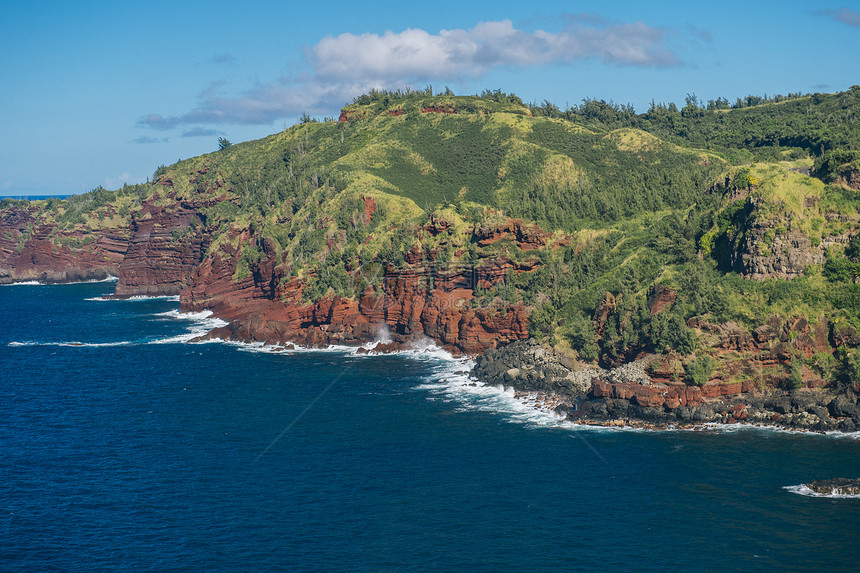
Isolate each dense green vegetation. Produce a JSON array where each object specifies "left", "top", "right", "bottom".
[
  {"left": 528, "top": 86, "right": 860, "bottom": 163},
  {"left": 7, "top": 86, "right": 860, "bottom": 375}
]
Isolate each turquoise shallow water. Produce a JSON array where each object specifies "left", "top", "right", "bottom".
[{"left": 2, "top": 281, "right": 859, "bottom": 571}]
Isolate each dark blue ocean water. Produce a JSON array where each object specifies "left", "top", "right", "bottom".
[{"left": 2, "top": 281, "right": 859, "bottom": 572}]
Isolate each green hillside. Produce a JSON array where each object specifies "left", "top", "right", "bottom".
[{"left": 5, "top": 86, "right": 860, "bottom": 380}]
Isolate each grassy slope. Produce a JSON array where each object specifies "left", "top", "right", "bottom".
[
  {"left": 4, "top": 89, "right": 860, "bottom": 378},
  {"left": 641, "top": 87, "right": 860, "bottom": 160}
]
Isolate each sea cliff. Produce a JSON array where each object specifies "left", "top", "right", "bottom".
[{"left": 4, "top": 88, "right": 860, "bottom": 433}]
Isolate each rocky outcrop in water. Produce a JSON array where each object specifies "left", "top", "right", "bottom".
[
  {"left": 806, "top": 478, "right": 860, "bottom": 495},
  {"left": 472, "top": 339, "right": 601, "bottom": 398}
]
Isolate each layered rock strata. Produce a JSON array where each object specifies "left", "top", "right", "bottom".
[
  {"left": 183, "top": 234, "right": 533, "bottom": 354},
  {"left": 0, "top": 196, "right": 540, "bottom": 353},
  {"left": 113, "top": 199, "right": 210, "bottom": 297},
  {"left": 0, "top": 206, "right": 127, "bottom": 284},
  {"left": 5, "top": 194, "right": 860, "bottom": 430}
]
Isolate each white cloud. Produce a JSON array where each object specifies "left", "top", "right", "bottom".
[
  {"left": 139, "top": 17, "right": 681, "bottom": 130},
  {"left": 2, "top": 181, "right": 11, "bottom": 190},
  {"left": 311, "top": 19, "right": 679, "bottom": 82},
  {"left": 139, "top": 80, "right": 363, "bottom": 129}
]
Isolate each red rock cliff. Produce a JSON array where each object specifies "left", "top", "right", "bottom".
[
  {"left": 2, "top": 197, "right": 538, "bottom": 354},
  {"left": 182, "top": 232, "right": 535, "bottom": 355},
  {"left": 0, "top": 206, "right": 128, "bottom": 284},
  {"left": 113, "top": 197, "right": 211, "bottom": 297}
]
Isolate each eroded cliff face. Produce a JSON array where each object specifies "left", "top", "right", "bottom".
[
  {"left": 732, "top": 225, "right": 825, "bottom": 280},
  {"left": 0, "top": 194, "right": 216, "bottom": 296},
  {"left": 113, "top": 196, "right": 212, "bottom": 297},
  {"left": 182, "top": 230, "right": 535, "bottom": 355},
  {"left": 1, "top": 194, "right": 539, "bottom": 353},
  {"left": 0, "top": 206, "right": 128, "bottom": 284},
  {"left": 716, "top": 195, "right": 855, "bottom": 281}
]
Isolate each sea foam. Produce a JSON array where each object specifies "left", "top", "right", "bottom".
[
  {"left": 8, "top": 340, "right": 133, "bottom": 348},
  {"left": 85, "top": 294, "right": 181, "bottom": 302},
  {"left": 6, "top": 307, "right": 228, "bottom": 348},
  {"left": 381, "top": 339, "right": 582, "bottom": 430},
  {"left": 3, "top": 276, "right": 119, "bottom": 287},
  {"left": 783, "top": 484, "right": 860, "bottom": 499},
  {"left": 217, "top": 335, "right": 629, "bottom": 432},
  {"left": 148, "top": 309, "right": 228, "bottom": 344},
  {"left": 676, "top": 421, "right": 860, "bottom": 441}
]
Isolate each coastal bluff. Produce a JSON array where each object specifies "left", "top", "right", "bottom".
[{"left": 472, "top": 339, "right": 860, "bottom": 432}]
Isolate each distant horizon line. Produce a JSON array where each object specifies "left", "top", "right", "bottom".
[{"left": 1, "top": 193, "right": 74, "bottom": 200}]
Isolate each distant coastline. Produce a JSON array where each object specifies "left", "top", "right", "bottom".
[{"left": 0, "top": 194, "right": 73, "bottom": 201}]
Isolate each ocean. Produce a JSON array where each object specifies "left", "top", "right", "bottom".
[{"left": 2, "top": 280, "right": 859, "bottom": 571}]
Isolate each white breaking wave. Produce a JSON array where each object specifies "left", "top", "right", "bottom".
[
  {"left": 209, "top": 335, "right": 463, "bottom": 358},
  {"left": 77, "top": 275, "right": 119, "bottom": 284},
  {"left": 153, "top": 309, "right": 219, "bottom": 321},
  {"left": 3, "top": 276, "right": 118, "bottom": 287},
  {"left": 60, "top": 275, "right": 119, "bottom": 285},
  {"left": 680, "top": 422, "right": 860, "bottom": 441},
  {"left": 415, "top": 361, "right": 569, "bottom": 428},
  {"left": 7, "top": 307, "right": 228, "bottom": 348},
  {"left": 204, "top": 335, "right": 644, "bottom": 432},
  {"left": 355, "top": 337, "right": 579, "bottom": 430},
  {"left": 783, "top": 484, "right": 860, "bottom": 499},
  {"left": 148, "top": 309, "right": 228, "bottom": 344},
  {"left": 8, "top": 340, "right": 132, "bottom": 348},
  {"left": 126, "top": 295, "right": 181, "bottom": 302},
  {"left": 211, "top": 338, "right": 293, "bottom": 354},
  {"left": 395, "top": 340, "right": 645, "bottom": 432},
  {"left": 210, "top": 338, "right": 367, "bottom": 356},
  {"left": 824, "top": 429, "right": 860, "bottom": 440},
  {"left": 413, "top": 360, "right": 644, "bottom": 433},
  {"left": 85, "top": 294, "right": 181, "bottom": 302}
]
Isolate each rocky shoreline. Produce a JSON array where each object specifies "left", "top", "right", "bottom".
[
  {"left": 471, "top": 339, "right": 860, "bottom": 433},
  {"left": 4, "top": 194, "right": 860, "bottom": 435}
]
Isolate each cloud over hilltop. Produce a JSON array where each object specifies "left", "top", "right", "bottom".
[{"left": 138, "top": 17, "right": 683, "bottom": 131}]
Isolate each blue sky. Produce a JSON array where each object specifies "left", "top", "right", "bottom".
[{"left": 2, "top": 0, "right": 859, "bottom": 196}]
